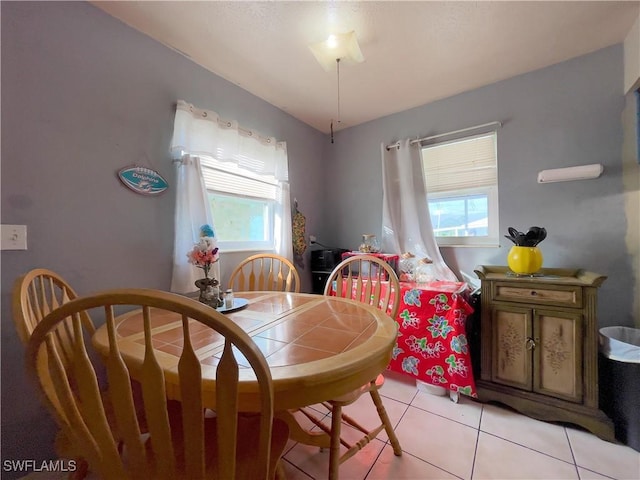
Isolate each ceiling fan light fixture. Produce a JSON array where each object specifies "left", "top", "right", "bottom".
[
  {"left": 309, "top": 31, "right": 364, "bottom": 71},
  {"left": 326, "top": 34, "right": 339, "bottom": 49}
]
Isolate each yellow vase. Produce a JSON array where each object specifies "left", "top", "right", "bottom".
[{"left": 507, "top": 246, "right": 543, "bottom": 275}]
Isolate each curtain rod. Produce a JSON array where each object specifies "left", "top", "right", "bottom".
[{"left": 386, "top": 121, "right": 502, "bottom": 150}]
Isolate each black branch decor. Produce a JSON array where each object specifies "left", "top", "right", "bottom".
[{"left": 505, "top": 226, "right": 547, "bottom": 247}]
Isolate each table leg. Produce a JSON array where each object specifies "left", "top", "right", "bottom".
[{"left": 275, "top": 410, "right": 331, "bottom": 448}]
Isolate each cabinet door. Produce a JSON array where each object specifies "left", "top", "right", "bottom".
[
  {"left": 491, "top": 305, "right": 532, "bottom": 391},
  {"left": 533, "top": 309, "right": 583, "bottom": 403}
]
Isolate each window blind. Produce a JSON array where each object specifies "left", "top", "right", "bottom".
[
  {"left": 422, "top": 132, "right": 497, "bottom": 193},
  {"left": 200, "top": 157, "right": 277, "bottom": 200}
]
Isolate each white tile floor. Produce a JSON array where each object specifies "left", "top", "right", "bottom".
[
  {"left": 279, "top": 371, "right": 640, "bottom": 480},
  {"left": 20, "top": 370, "right": 640, "bottom": 480}
]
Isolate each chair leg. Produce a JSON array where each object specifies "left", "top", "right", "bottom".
[
  {"left": 369, "top": 389, "right": 402, "bottom": 456},
  {"left": 68, "top": 458, "right": 89, "bottom": 480},
  {"left": 55, "top": 430, "right": 89, "bottom": 480},
  {"left": 274, "top": 459, "right": 286, "bottom": 480},
  {"left": 329, "top": 404, "right": 343, "bottom": 480},
  {"left": 324, "top": 377, "right": 402, "bottom": 478}
]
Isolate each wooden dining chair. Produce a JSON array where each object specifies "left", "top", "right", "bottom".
[
  {"left": 325, "top": 254, "right": 400, "bottom": 317},
  {"left": 12, "top": 268, "right": 97, "bottom": 479},
  {"left": 13, "top": 269, "right": 154, "bottom": 479},
  {"left": 306, "top": 254, "right": 403, "bottom": 479},
  {"left": 25, "top": 288, "right": 289, "bottom": 480},
  {"left": 228, "top": 253, "right": 301, "bottom": 293},
  {"left": 13, "top": 268, "right": 94, "bottom": 346}
]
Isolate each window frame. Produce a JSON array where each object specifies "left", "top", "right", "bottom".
[
  {"left": 421, "top": 131, "right": 499, "bottom": 247},
  {"left": 208, "top": 191, "right": 275, "bottom": 252},
  {"left": 200, "top": 157, "right": 279, "bottom": 252},
  {"left": 426, "top": 185, "right": 499, "bottom": 247}
]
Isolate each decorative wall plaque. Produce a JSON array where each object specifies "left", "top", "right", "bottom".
[{"left": 117, "top": 166, "right": 168, "bottom": 196}]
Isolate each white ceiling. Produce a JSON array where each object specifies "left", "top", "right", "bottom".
[{"left": 92, "top": 1, "right": 639, "bottom": 134}]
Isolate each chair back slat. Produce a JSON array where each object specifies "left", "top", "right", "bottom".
[
  {"left": 273, "top": 264, "right": 281, "bottom": 290},
  {"left": 43, "top": 275, "right": 63, "bottom": 312},
  {"left": 284, "top": 270, "right": 294, "bottom": 291},
  {"left": 139, "top": 306, "right": 176, "bottom": 479},
  {"left": 43, "top": 330, "right": 126, "bottom": 479},
  {"left": 324, "top": 255, "right": 401, "bottom": 318},
  {"left": 249, "top": 265, "right": 258, "bottom": 290},
  {"left": 266, "top": 262, "right": 276, "bottom": 290},
  {"left": 228, "top": 254, "right": 300, "bottom": 293},
  {"left": 34, "top": 279, "right": 48, "bottom": 319},
  {"left": 103, "top": 305, "right": 148, "bottom": 478},
  {"left": 355, "top": 267, "right": 364, "bottom": 300},
  {"left": 237, "top": 269, "right": 247, "bottom": 291},
  {"left": 26, "top": 289, "right": 280, "bottom": 480},
  {"left": 216, "top": 339, "right": 239, "bottom": 479},
  {"left": 70, "top": 313, "right": 117, "bottom": 450},
  {"left": 346, "top": 269, "right": 354, "bottom": 299},
  {"left": 178, "top": 314, "right": 205, "bottom": 480}
]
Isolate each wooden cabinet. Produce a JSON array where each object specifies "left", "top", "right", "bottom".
[{"left": 474, "top": 266, "right": 614, "bottom": 441}]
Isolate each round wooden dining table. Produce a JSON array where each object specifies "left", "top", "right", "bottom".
[{"left": 92, "top": 291, "right": 398, "bottom": 414}]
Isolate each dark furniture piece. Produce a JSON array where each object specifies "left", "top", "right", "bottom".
[{"left": 311, "top": 248, "right": 348, "bottom": 294}]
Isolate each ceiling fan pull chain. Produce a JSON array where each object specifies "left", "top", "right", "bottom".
[{"left": 336, "top": 58, "right": 341, "bottom": 125}]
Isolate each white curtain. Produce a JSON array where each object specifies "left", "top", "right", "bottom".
[
  {"left": 275, "top": 181, "right": 293, "bottom": 260},
  {"left": 169, "top": 100, "right": 293, "bottom": 289},
  {"left": 170, "top": 155, "right": 220, "bottom": 293},
  {"left": 381, "top": 139, "right": 458, "bottom": 281}
]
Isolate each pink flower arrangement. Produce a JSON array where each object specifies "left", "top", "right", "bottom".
[{"left": 187, "top": 225, "right": 219, "bottom": 278}]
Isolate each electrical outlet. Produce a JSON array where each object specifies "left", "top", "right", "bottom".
[
  {"left": 309, "top": 235, "right": 317, "bottom": 244},
  {"left": 1, "top": 224, "right": 27, "bottom": 250}
]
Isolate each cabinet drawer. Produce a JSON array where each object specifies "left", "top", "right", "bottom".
[{"left": 494, "top": 283, "right": 582, "bottom": 308}]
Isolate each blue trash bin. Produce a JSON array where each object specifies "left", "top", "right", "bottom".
[{"left": 599, "top": 326, "right": 640, "bottom": 452}]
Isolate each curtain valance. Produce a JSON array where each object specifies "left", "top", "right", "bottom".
[{"left": 170, "top": 100, "right": 288, "bottom": 181}]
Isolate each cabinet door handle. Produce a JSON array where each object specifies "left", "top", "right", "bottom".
[{"left": 526, "top": 338, "right": 536, "bottom": 350}]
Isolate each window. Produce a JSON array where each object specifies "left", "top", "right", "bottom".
[
  {"left": 200, "top": 157, "right": 278, "bottom": 251},
  {"left": 421, "top": 131, "right": 499, "bottom": 246}
]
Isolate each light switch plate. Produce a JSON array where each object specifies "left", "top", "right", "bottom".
[{"left": 1, "top": 224, "right": 28, "bottom": 250}]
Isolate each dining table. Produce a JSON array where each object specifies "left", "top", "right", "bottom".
[{"left": 91, "top": 290, "right": 399, "bottom": 447}]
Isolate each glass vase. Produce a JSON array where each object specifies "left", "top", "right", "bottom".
[
  {"left": 359, "top": 234, "right": 380, "bottom": 253},
  {"left": 195, "top": 277, "right": 223, "bottom": 308},
  {"left": 399, "top": 252, "right": 417, "bottom": 282},
  {"left": 416, "top": 257, "right": 437, "bottom": 284}
]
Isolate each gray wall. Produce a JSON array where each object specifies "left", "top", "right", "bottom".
[
  {"left": 621, "top": 88, "right": 640, "bottom": 326},
  {"left": 2, "top": 0, "right": 637, "bottom": 473},
  {"left": 325, "top": 45, "right": 636, "bottom": 328},
  {"left": 1, "top": 2, "right": 326, "bottom": 473}
]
